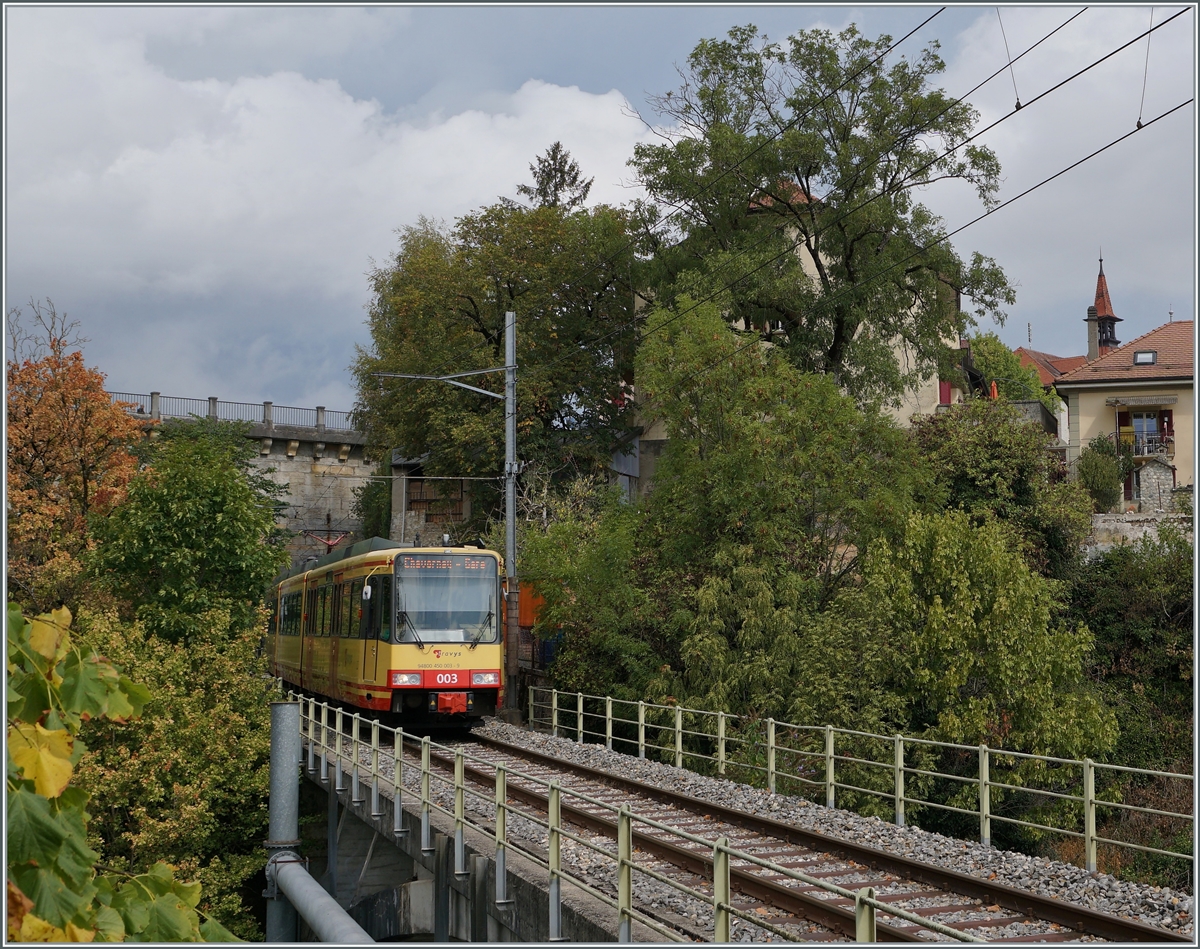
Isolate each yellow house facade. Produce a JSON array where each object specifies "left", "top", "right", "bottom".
[{"left": 1055, "top": 319, "right": 1194, "bottom": 507}]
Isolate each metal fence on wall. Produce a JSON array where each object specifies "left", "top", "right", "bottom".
[{"left": 109, "top": 391, "right": 356, "bottom": 431}]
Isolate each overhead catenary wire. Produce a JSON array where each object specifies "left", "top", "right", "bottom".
[
  {"left": 996, "top": 7, "right": 1023, "bottom": 109},
  {"left": 1138, "top": 7, "right": 1155, "bottom": 127},
  {"left": 532, "top": 4, "right": 1183, "bottom": 383},
  {"left": 657, "top": 97, "right": 1194, "bottom": 400}
]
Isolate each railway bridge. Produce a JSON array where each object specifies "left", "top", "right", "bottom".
[{"left": 262, "top": 691, "right": 1192, "bottom": 944}]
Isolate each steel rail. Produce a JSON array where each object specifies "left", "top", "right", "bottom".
[
  {"left": 470, "top": 733, "right": 1191, "bottom": 944},
  {"left": 419, "top": 743, "right": 923, "bottom": 941}
]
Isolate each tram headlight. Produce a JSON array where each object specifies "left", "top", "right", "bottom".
[
  {"left": 471, "top": 671, "right": 499, "bottom": 685},
  {"left": 390, "top": 672, "right": 421, "bottom": 686}
]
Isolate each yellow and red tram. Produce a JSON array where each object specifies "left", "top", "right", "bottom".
[{"left": 267, "top": 537, "right": 505, "bottom": 721}]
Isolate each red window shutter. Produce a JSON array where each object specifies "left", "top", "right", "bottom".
[
  {"left": 1123, "top": 473, "right": 1134, "bottom": 501},
  {"left": 938, "top": 380, "right": 952, "bottom": 405},
  {"left": 1117, "top": 410, "right": 1131, "bottom": 428},
  {"left": 1160, "top": 409, "right": 1174, "bottom": 436}
]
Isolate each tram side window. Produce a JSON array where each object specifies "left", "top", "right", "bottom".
[
  {"left": 338, "top": 581, "right": 353, "bottom": 637},
  {"left": 348, "top": 579, "right": 364, "bottom": 638},
  {"left": 315, "top": 585, "right": 328, "bottom": 637},
  {"left": 291, "top": 593, "right": 301, "bottom": 636},
  {"left": 361, "top": 577, "right": 393, "bottom": 642},
  {"left": 305, "top": 589, "right": 317, "bottom": 636}
]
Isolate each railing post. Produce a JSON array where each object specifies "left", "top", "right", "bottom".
[
  {"left": 334, "top": 708, "right": 345, "bottom": 791},
  {"left": 855, "top": 886, "right": 877, "bottom": 942},
  {"left": 351, "top": 713, "right": 363, "bottom": 803},
  {"left": 420, "top": 736, "right": 432, "bottom": 854},
  {"left": 551, "top": 690, "right": 559, "bottom": 738},
  {"left": 674, "top": 707, "right": 683, "bottom": 768},
  {"left": 393, "top": 727, "right": 406, "bottom": 837},
  {"left": 454, "top": 749, "right": 466, "bottom": 876},
  {"left": 370, "top": 719, "right": 382, "bottom": 818},
  {"left": 149, "top": 391, "right": 161, "bottom": 420},
  {"left": 548, "top": 781, "right": 562, "bottom": 940},
  {"left": 637, "top": 701, "right": 645, "bottom": 759},
  {"left": 606, "top": 696, "right": 613, "bottom": 751},
  {"left": 617, "top": 805, "right": 632, "bottom": 942},
  {"left": 979, "top": 744, "right": 991, "bottom": 848},
  {"left": 207, "top": 395, "right": 218, "bottom": 419},
  {"left": 713, "top": 837, "right": 730, "bottom": 942},
  {"left": 320, "top": 702, "right": 329, "bottom": 784},
  {"left": 529, "top": 686, "right": 535, "bottom": 727},
  {"left": 577, "top": 691, "right": 584, "bottom": 743},
  {"left": 825, "top": 725, "right": 835, "bottom": 808},
  {"left": 717, "top": 711, "right": 726, "bottom": 776},
  {"left": 1084, "top": 758, "right": 1097, "bottom": 872},
  {"left": 495, "top": 765, "right": 512, "bottom": 905},
  {"left": 263, "top": 400, "right": 274, "bottom": 428},
  {"left": 305, "top": 698, "right": 315, "bottom": 773},
  {"left": 894, "top": 735, "right": 905, "bottom": 828},
  {"left": 316, "top": 405, "right": 326, "bottom": 431},
  {"left": 767, "top": 718, "right": 776, "bottom": 793}
]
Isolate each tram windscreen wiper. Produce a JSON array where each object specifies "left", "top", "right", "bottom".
[
  {"left": 467, "top": 611, "right": 494, "bottom": 650},
  {"left": 399, "top": 609, "right": 425, "bottom": 650}
]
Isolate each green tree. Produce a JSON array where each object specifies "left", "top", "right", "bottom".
[
  {"left": 516, "top": 141, "right": 594, "bottom": 210},
  {"left": 630, "top": 23, "right": 1014, "bottom": 404},
  {"left": 72, "top": 607, "right": 275, "bottom": 940},
  {"left": 352, "top": 462, "right": 393, "bottom": 540},
  {"left": 868, "top": 511, "right": 1115, "bottom": 757},
  {"left": 352, "top": 192, "right": 639, "bottom": 528},
  {"left": 87, "top": 422, "right": 288, "bottom": 642},
  {"left": 6, "top": 602, "right": 235, "bottom": 942},
  {"left": 910, "top": 399, "right": 1092, "bottom": 579},
  {"left": 1069, "top": 526, "right": 1193, "bottom": 770},
  {"left": 968, "top": 330, "right": 1060, "bottom": 412},
  {"left": 525, "top": 297, "right": 930, "bottom": 704}
]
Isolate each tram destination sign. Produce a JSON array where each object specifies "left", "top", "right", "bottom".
[{"left": 398, "top": 554, "right": 494, "bottom": 574}]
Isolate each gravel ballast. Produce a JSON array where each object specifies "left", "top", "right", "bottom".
[{"left": 473, "top": 719, "right": 1194, "bottom": 938}]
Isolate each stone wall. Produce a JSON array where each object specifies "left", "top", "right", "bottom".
[
  {"left": 244, "top": 423, "right": 372, "bottom": 569},
  {"left": 1084, "top": 513, "right": 1194, "bottom": 560}
]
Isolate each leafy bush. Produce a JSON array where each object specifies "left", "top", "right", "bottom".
[
  {"left": 6, "top": 603, "right": 235, "bottom": 942},
  {"left": 72, "top": 608, "right": 274, "bottom": 940},
  {"left": 1077, "top": 435, "right": 1128, "bottom": 513}
]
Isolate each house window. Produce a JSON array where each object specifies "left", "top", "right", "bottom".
[{"left": 1133, "top": 350, "right": 1157, "bottom": 365}]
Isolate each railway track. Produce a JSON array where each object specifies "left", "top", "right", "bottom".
[{"left": 390, "top": 731, "right": 1187, "bottom": 943}]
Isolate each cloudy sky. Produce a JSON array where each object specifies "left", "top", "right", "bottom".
[{"left": 5, "top": 5, "right": 1195, "bottom": 411}]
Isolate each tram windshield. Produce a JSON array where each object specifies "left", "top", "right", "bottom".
[{"left": 394, "top": 553, "right": 499, "bottom": 645}]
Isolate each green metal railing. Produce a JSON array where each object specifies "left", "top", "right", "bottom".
[
  {"left": 529, "top": 688, "right": 1194, "bottom": 877},
  {"left": 291, "top": 692, "right": 978, "bottom": 943}
]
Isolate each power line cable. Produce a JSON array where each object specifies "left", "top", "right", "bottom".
[
  {"left": 657, "top": 97, "right": 1193, "bottom": 400},
  {"left": 536, "top": 4, "right": 1182, "bottom": 381}
]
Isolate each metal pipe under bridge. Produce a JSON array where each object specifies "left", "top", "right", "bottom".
[{"left": 267, "top": 697, "right": 640, "bottom": 942}]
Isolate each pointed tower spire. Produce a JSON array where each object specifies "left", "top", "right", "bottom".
[{"left": 1084, "top": 256, "right": 1122, "bottom": 359}]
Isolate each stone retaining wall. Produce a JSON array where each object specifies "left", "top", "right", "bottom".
[{"left": 1085, "top": 513, "right": 1194, "bottom": 559}]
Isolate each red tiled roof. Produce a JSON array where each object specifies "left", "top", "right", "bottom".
[
  {"left": 1055, "top": 321, "right": 1194, "bottom": 386},
  {"left": 750, "top": 181, "right": 817, "bottom": 210},
  {"left": 1052, "top": 354, "right": 1088, "bottom": 374},
  {"left": 1017, "top": 347, "right": 1087, "bottom": 386}
]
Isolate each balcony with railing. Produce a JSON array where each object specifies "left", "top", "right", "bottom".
[{"left": 1112, "top": 431, "right": 1175, "bottom": 459}]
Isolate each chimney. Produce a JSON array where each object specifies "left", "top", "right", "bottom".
[{"left": 1085, "top": 305, "right": 1099, "bottom": 361}]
